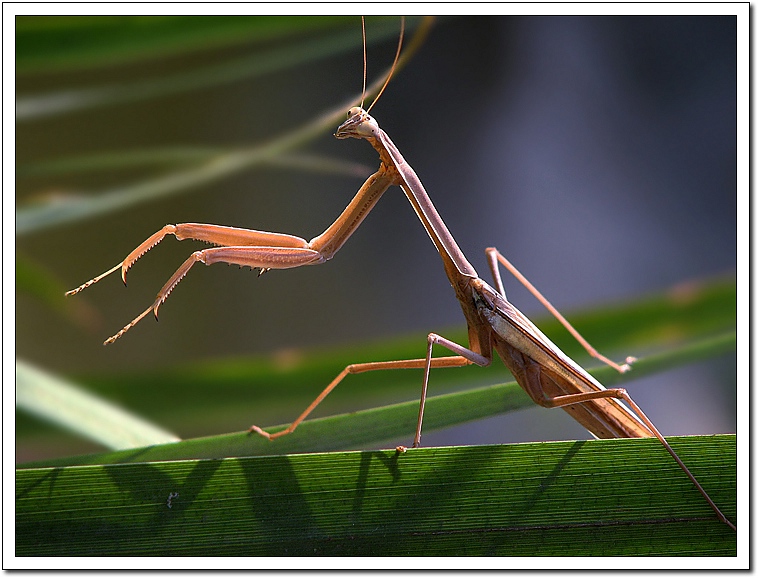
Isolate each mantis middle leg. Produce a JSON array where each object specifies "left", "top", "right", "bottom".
[{"left": 250, "top": 332, "right": 491, "bottom": 448}]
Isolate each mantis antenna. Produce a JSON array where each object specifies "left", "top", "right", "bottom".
[
  {"left": 365, "top": 16, "right": 405, "bottom": 115},
  {"left": 360, "top": 16, "right": 367, "bottom": 109}
]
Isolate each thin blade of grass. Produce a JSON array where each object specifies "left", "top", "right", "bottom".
[
  {"left": 18, "top": 330, "right": 735, "bottom": 468},
  {"left": 16, "top": 360, "right": 180, "bottom": 450},
  {"left": 17, "top": 149, "right": 373, "bottom": 179},
  {"left": 57, "top": 276, "right": 734, "bottom": 444}
]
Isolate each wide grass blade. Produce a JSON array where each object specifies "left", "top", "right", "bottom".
[{"left": 15, "top": 435, "right": 736, "bottom": 557}]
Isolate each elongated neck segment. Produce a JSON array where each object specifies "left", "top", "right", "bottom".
[{"left": 336, "top": 108, "right": 478, "bottom": 280}]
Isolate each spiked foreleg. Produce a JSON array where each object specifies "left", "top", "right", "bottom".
[
  {"left": 66, "top": 223, "right": 311, "bottom": 295},
  {"left": 103, "top": 245, "right": 323, "bottom": 344},
  {"left": 68, "top": 168, "right": 396, "bottom": 344}
]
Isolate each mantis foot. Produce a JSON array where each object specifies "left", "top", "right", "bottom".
[{"left": 248, "top": 425, "right": 273, "bottom": 440}]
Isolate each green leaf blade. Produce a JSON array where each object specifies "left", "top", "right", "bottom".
[{"left": 16, "top": 435, "right": 736, "bottom": 556}]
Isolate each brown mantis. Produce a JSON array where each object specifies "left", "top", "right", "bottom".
[{"left": 67, "top": 18, "right": 735, "bottom": 531}]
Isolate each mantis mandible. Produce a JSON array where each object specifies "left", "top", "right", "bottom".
[{"left": 67, "top": 18, "right": 735, "bottom": 531}]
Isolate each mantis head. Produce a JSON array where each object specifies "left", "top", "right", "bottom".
[{"left": 335, "top": 107, "right": 379, "bottom": 140}]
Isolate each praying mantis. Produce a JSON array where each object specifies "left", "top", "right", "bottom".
[{"left": 66, "top": 18, "right": 735, "bottom": 531}]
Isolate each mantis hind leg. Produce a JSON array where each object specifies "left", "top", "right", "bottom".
[
  {"left": 533, "top": 379, "right": 736, "bottom": 531},
  {"left": 484, "top": 247, "right": 635, "bottom": 374}
]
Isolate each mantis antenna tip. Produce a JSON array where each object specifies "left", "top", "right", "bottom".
[{"left": 360, "top": 16, "right": 367, "bottom": 109}]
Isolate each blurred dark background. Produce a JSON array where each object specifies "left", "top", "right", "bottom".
[{"left": 16, "top": 16, "right": 736, "bottom": 458}]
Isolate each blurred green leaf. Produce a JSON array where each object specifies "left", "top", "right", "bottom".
[
  {"left": 17, "top": 149, "right": 373, "bottom": 179},
  {"left": 44, "top": 276, "right": 733, "bottom": 445},
  {"left": 16, "top": 253, "right": 76, "bottom": 314},
  {"left": 15, "top": 17, "right": 434, "bottom": 234},
  {"left": 16, "top": 435, "right": 736, "bottom": 556},
  {"left": 16, "top": 360, "right": 180, "bottom": 450},
  {"left": 14, "top": 95, "right": 366, "bottom": 234},
  {"left": 16, "top": 16, "right": 358, "bottom": 73},
  {"left": 16, "top": 253, "right": 100, "bottom": 330},
  {"left": 16, "top": 17, "right": 417, "bottom": 120},
  {"left": 18, "top": 329, "right": 735, "bottom": 469}
]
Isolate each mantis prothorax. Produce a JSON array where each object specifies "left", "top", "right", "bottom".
[{"left": 67, "top": 18, "right": 735, "bottom": 531}]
